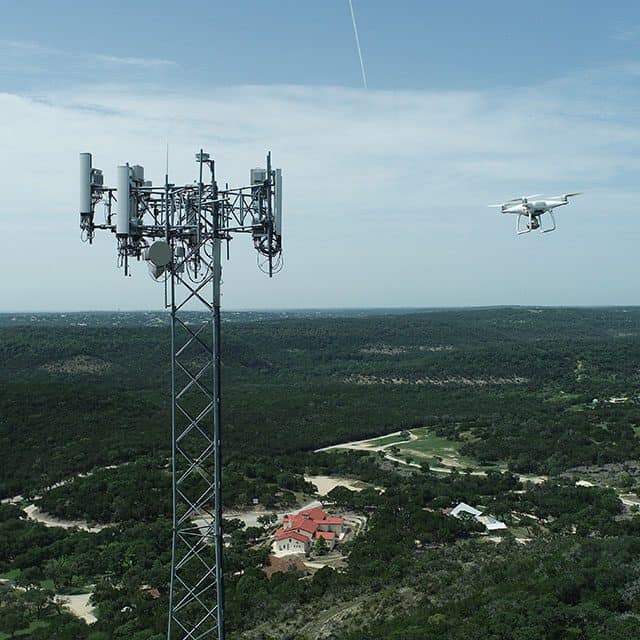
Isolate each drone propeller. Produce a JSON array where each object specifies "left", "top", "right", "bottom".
[
  {"left": 514, "top": 195, "right": 540, "bottom": 204},
  {"left": 546, "top": 192, "right": 582, "bottom": 201},
  {"left": 489, "top": 197, "right": 529, "bottom": 208}
]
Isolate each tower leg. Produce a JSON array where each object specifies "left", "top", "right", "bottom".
[
  {"left": 212, "top": 238, "right": 225, "bottom": 639},
  {"left": 167, "top": 238, "right": 224, "bottom": 640}
]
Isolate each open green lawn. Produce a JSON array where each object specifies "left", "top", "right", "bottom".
[
  {"left": 0, "top": 568, "right": 20, "bottom": 580},
  {"left": 360, "top": 427, "right": 484, "bottom": 469},
  {"left": 0, "top": 621, "right": 48, "bottom": 640},
  {"left": 399, "top": 430, "right": 462, "bottom": 456},
  {"left": 0, "top": 570, "right": 56, "bottom": 590},
  {"left": 398, "top": 429, "right": 493, "bottom": 470}
]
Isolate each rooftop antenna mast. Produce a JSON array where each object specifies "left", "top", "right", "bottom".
[{"left": 79, "top": 149, "right": 284, "bottom": 640}]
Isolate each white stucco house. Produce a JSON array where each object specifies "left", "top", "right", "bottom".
[{"left": 273, "top": 530, "right": 311, "bottom": 555}]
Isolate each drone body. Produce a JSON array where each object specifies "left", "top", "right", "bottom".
[{"left": 490, "top": 193, "right": 581, "bottom": 234}]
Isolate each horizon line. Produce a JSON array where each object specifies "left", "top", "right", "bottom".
[{"left": 1, "top": 304, "right": 640, "bottom": 314}]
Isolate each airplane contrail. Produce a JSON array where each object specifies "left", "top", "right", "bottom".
[{"left": 348, "top": 0, "right": 368, "bottom": 89}]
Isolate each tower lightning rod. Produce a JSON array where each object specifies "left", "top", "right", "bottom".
[{"left": 79, "top": 149, "right": 284, "bottom": 640}]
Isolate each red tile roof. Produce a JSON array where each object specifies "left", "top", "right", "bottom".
[
  {"left": 284, "top": 515, "right": 321, "bottom": 533},
  {"left": 275, "top": 529, "right": 309, "bottom": 544},
  {"left": 294, "top": 520, "right": 318, "bottom": 534},
  {"left": 278, "top": 507, "right": 344, "bottom": 544},
  {"left": 314, "top": 531, "right": 335, "bottom": 541},
  {"left": 299, "top": 507, "right": 328, "bottom": 521}
]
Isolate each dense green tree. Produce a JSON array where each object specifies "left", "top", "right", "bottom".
[{"left": 314, "top": 537, "right": 328, "bottom": 556}]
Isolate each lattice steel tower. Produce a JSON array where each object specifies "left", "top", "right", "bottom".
[{"left": 79, "top": 150, "right": 283, "bottom": 639}]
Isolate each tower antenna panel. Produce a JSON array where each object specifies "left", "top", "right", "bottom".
[
  {"left": 79, "top": 153, "right": 92, "bottom": 216},
  {"left": 116, "top": 164, "right": 131, "bottom": 236},
  {"left": 274, "top": 168, "right": 283, "bottom": 237}
]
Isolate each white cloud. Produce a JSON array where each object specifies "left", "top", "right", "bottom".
[
  {"left": 1, "top": 67, "right": 639, "bottom": 310},
  {"left": 0, "top": 39, "right": 177, "bottom": 76},
  {"left": 94, "top": 55, "right": 177, "bottom": 68},
  {"left": 0, "top": 39, "right": 60, "bottom": 54}
]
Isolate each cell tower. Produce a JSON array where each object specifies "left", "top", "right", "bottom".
[{"left": 79, "top": 150, "right": 283, "bottom": 640}]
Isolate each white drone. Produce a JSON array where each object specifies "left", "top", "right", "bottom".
[{"left": 489, "top": 193, "right": 581, "bottom": 234}]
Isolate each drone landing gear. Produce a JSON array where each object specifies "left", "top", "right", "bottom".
[
  {"left": 516, "top": 212, "right": 536, "bottom": 235},
  {"left": 541, "top": 211, "right": 556, "bottom": 233},
  {"left": 516, "top": 211, "right": 556, "bottom": 235}
]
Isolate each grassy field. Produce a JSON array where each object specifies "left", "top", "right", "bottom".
[
  {"left": 399, "top": 432, "right": 461, "bottom": 455},
  {"left": 0, "top": 568, "right": 20, "bottom": 580},
  {"left": 0, "top": 574, "right": 57, "bottom": 591},
  {"left": 0, "top": 621, "right": 48, "bottom": 640},
  {"left": 358, "top": 427, "right": 485, "bottom": 470},
  {"left": 398, "top": 433, "right": 477, "bottom": 468},
  {"left": 348, "top": 425, "right": 508, "bottom": 474}
]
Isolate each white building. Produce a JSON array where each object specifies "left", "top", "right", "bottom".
[
  {"left": 450, "top": 502, "right": 482, "bottom": 519},
  {"left": 450, "top": 502, "right": 507, "bottom": 532},
  {"left": 273, "top": 530, "right": 310, "bottom": 556}
]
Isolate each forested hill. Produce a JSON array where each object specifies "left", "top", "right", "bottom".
[
  {"left": 0, "top": 307, "right": 451, "bottom": 328},
  {"left": 1, "top": 307, "right": 640, "bottom": 497},
  {"left": 2, "top": 305, "right": 638, "bottom": 327},
  {"left": 3, "top": 307, "right": 640, "bottom": 639}
]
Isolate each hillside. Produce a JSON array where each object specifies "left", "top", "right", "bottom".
[{"left": 2, "top": 308, "right": 640, "bottom": 638}]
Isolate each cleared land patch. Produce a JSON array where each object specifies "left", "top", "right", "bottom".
[
  {"left": 393, "top": 430, "right": 482, "bottom": 469},
  {"left": 39, "top": 355, "right": 110, "bottom": 374},
  {"left": 304, "top": 475, "right": 365, "bottom": 495},
  {"left": 359, "top": 344, "right": 455, "bottom": 355},
  {"left": 328, "top": 426, "right": 491, "bottom": 473},
  {"left": 364, "top": 433, "right": 412, "bottom": 448},
  {"left": 344, "top": 374, "right": 528, "bottom": 387}
]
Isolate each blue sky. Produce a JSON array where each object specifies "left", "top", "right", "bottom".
[
  {"left": 2, "top": 1, "right": 640, "bottom": 310},
  {"left": 4, "top": 1, "right": 640, "bottom": 91}
]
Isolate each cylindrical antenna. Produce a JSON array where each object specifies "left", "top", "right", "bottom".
[
  {"left": 116, "top": 165, "right": 131, "bottom": 236},
  {"left": 274, "top": 168, "right": 282, "bottom": 237},
  {"left": 80, "top": 153, "right": 92, "bottom": 216},
  {"left": 266, "top": 152, "right": 273, "bottom": 277}
]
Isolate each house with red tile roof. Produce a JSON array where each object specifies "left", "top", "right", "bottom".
[
  {"left": 273, "top": 507, "right": 345, "bottom": 556},
  {"left": 273, "top": 529, "right": 311, "bottom": 555}
]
